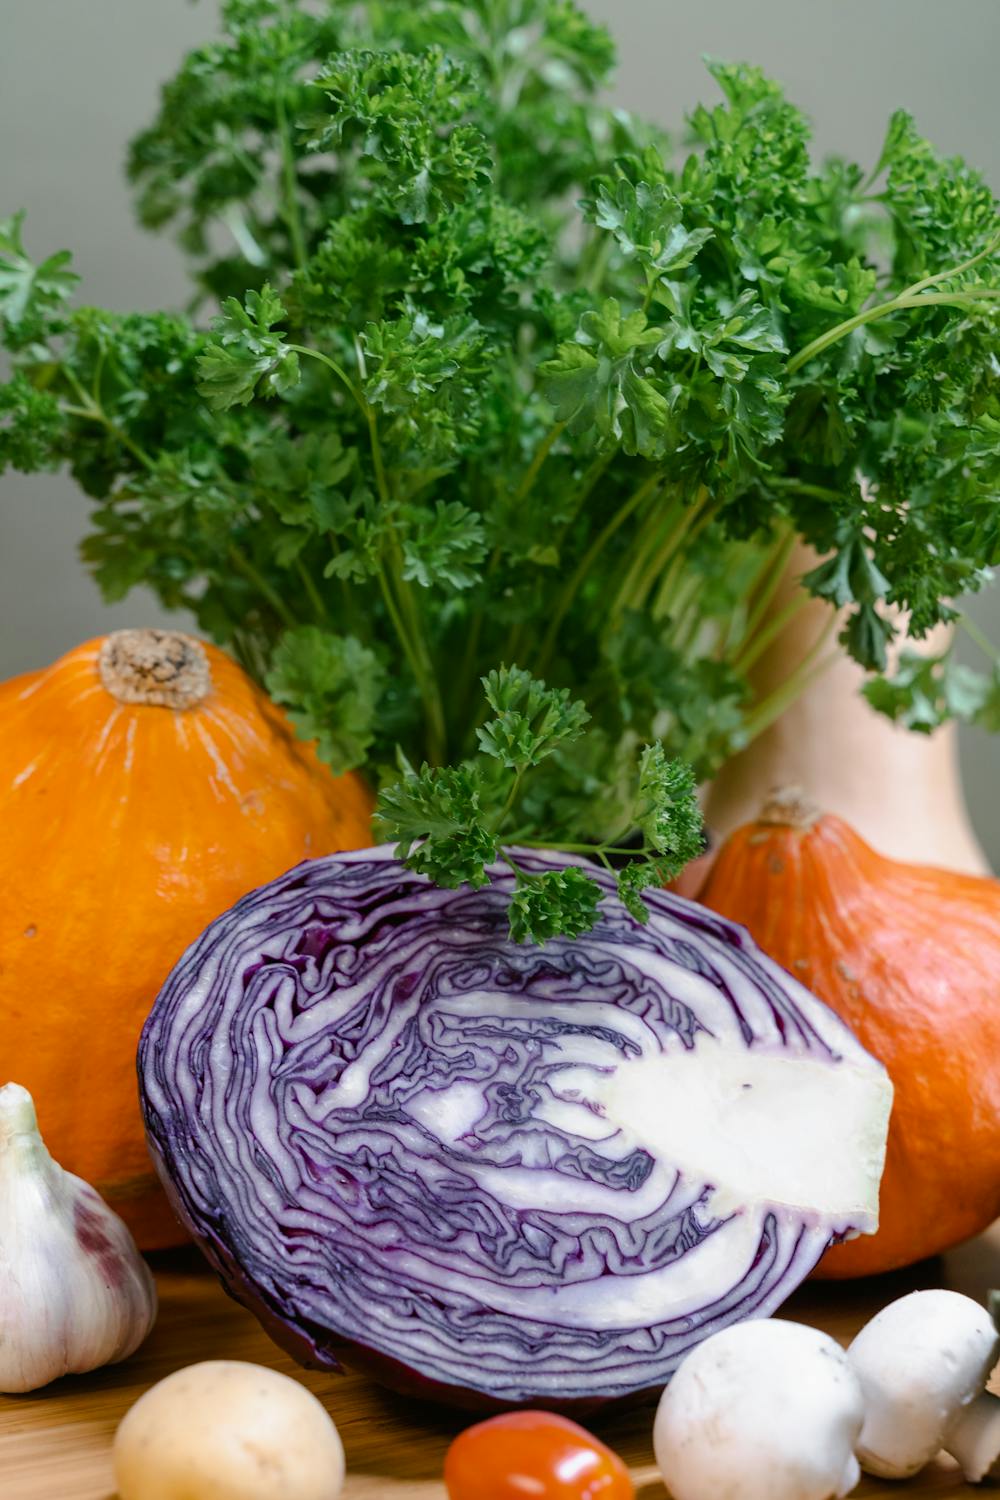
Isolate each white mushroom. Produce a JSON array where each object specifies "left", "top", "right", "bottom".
[
  {"left": 847, "top": 1288, "right": 1000, "bottom": 1481},
  {"left": 948, "top": 1390, "right": 1000, "bottom": 1484},
  {"left": 653, "top": 1319, "right": 865, "bottom": 1500}
]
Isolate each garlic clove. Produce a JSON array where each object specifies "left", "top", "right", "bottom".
[{"left": 0, "top": 1081, "right": 157, "bottom": 1393}]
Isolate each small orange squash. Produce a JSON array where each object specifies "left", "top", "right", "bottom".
[
  {"left": 0, "top": 628, "right": 373, "bottom": 1249},
  {"left": 699, "top": 789, "right": 1000, "bottom": 1277}
]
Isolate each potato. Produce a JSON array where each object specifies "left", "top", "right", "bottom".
[{"left": 113, "top": 1360, "right": 345, "bottom": 1500}]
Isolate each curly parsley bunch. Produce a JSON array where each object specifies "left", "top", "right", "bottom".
[{"left": 2, "top": 0, "right": 998, "bottom": 938}]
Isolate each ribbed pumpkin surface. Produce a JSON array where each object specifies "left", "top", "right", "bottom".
[
  {"left": 0, "top": 630, "right": 373, "bottom": 1248},
  {"left": 700, "top": 801, "right": 1000, "bottom": 1276}
]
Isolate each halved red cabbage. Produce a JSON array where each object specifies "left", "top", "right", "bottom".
[{"left": 139, "top": 847, "right": 891, "bottom": 1410}]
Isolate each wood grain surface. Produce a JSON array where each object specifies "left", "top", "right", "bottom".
[{"left": 4, "top": 1225, "right": 1000, "bottom": 1499}]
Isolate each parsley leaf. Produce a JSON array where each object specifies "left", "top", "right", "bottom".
[
  {"left": 0, "top": 212, "right": 78, "bottom": 330},
  {"left": 633, "top": 745, "right": 703, "bottom": 862},
  {"left": 0, "top": 374, "right": 63, "bottom": 471},
  {"left": 197, "top": 285, "right": 300, "bottom": 409},
  {"left": 312, "top": 49, "right": 491, "bottom": 224},
  {"left": 266, "top": 627, "right": 385, "bottom": 772},
  {"left": 542, "top": 298, "right": 672, "bottom": 457},
  {"left": 508, "top": 865, "right": 602, "bottom": 944},
  {"left": 377, "top": 668, "right": 702, "bottom": 943},
  {"left": 585, "top": 177, "right": 714, "bottom": 277},
  {"left": 477, "top": 665, "right": 590, "bottom": 768},
  {"left": 864, "top": 648, "right": 1000, "bottom": 734},
  {"left": 401, "top": 500, "right": 487, "bottom": 590},
  {"left": 375, "top": 762, "right": 500, "bottom": 888}
]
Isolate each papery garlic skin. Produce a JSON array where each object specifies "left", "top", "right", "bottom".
[{"left": 0, "top": 1082, "right": 157, "bottom": 1392}]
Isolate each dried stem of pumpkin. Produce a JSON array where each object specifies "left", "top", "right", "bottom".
[
  {"left": 758, "top": 786, "right": 823, "bottom": 830},
  {"left": 98, "top": 629, "right": 211, "bottom": 711}
]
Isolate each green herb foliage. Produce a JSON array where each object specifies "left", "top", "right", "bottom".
[
  {"left": 2, "top": 1, "right": 999, "bottom": 940},
  {"left": 376, "top": 667, "right": 704, "bottom": 934}
]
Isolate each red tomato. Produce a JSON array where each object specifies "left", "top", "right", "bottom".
[{"left": 444, "top": 1411, "right": 635, "bottom": 1500}]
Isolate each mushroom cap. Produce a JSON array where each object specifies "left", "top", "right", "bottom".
[
  {"left": 847, "top": 1289, "right": 999, "bottom": 1479},
  {"left": 654, "top": 1318, "right": 864, "bottom": 1500}
]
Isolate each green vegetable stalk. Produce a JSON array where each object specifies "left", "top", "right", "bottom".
[{"left": 2, "top": 0, "right": 999, "bottom": 939}]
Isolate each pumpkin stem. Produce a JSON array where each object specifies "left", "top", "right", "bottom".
[
  {"left": 98, "top": 629, "right": 211, "bottom": 711},
  {"left": 758, "top": 785, "right": 822, "bottom": 830}
]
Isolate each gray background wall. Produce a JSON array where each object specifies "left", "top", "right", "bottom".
[{"left": 2, "top": 0, "right": 997, "bottom": 860}]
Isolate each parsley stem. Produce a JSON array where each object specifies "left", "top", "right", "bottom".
[
  {"left": 902, "top": 231, "right": 1000, "bottom": 298},
  {"left": 787, "top": 299, "right": 901, "bottom": 373},
  {"left": 735, "top": 524, "right": 797, "bottom": 652},
  {"left": 290, "top": 337, "right": 448, "bottom": 759},
  {"left": 519, "top": 448, "right": 618, "bottom": 651},
  {"left": 375, "top": 564, "right": 439, "bottom": 749},
  {"left": 512, "top": 421, "right": 567, "bottom": 506},
  {"left": 228, "top": 547, "right": 298, "bottom": 628},
  {"left": 351, "top": 332, "right": 448, "bottom": 761},
  {"left": 350, "top": 334, "right": 398, "bottom": 513},
  {"left": 789, "top": 230, "right": 1000, "bottom": 374},
  {"left": 958, "top": 613, "right": 1000, "bottom": 664},
  {"left": 608, "top": 493, "right": 682, "bottom": 619},
  {"left": 275, "top": 88, "right": 307, "bottom": 273},
  {"left": 386, "top": 548, "right": 448, "bottom": 761},
  {"left": 767, "top": 477, "right": 845, "bottom": 504},
  {"left": 518, "top": 840, "right": 650, "bottom": 857},
  {"left": 741, "top": 634, "right": 839, "bottom": 742},
  {"left": 62, "top": 401, "right": 155, "bottom": 470},
  {"left": 366, "top": 408, "right": 393, "bottom": 508},
  {"left": 789, "top": 286, "right": 1000, "bottom": 374},
  {"left": 897, "top": 288, "right": 1000, "bottom": 306},
  {"left": 651, "top": 500, "right": 718, "bottom": 620},
  {"left": 556, "top": 449, "right": 615, "bottom": 540},
  {"left": 61, "top": 370, "right": 155, "bottom": 471},
  {"left": 582, "top": 233, "right": 614, "bottom": 295},
  {"left": 375, "top": 572, "right": 409, "bottom": 661},
  {"left": 733, "top": 590, "right": 811, "bottom": 672},
  {"left": 287, "top": 345, "right": 365, "bottom": 414},
  {"left": 326, "top": 537, "right": 364, "bottom": 632},
  {"left": 492, "top": 767, "right": 526, "bottom": 837},
  {"left": 663, "top": 574, "right": 708, "bottom": 652},
  {"left": 402, "top": 580, "right": 448, "bottom": 763},
  {"left": 499, "top": 849, "right": 535, "bottom": 884},
  {"left": 90, "top": 347, "right": 107, "bottom": 405},
  {"left": 746, "top": 651, "right": 839, "bottom": 738},
  {"left": 623, "top": 488, "right": 713, "bottom": 624},
  {"left": 456, "top": 608, "right": 491, "bottom": 738},
  {"left": 295, "top": 558, "right": 329, "bottom": 622},
  {"left": 535, "top": 471, "right": 661, "bottom": 677},
  {"left": 377, "top": 551, "right": 447, "bottom": 763},
  {"left": 61, "top": 365, "right": 94, "bottom": 408}
]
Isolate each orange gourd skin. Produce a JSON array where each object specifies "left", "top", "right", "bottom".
[
  {"left": 700, "top": 811, "right": 1000, "bottom": 1278},
  {"left": 0, "top": 635, "right": 373, "bottom": 1249}
]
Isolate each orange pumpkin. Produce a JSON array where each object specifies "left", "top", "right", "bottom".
[
  {"left": 0, "top": 628, "right": 372, "bottom": 1248},
  {"left": 699, "top": 789, "right": 1000, "bottom": 1277}
]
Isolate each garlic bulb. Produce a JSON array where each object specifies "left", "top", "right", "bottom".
[{"left": 0, "top": 1081, "right": 157, "bottom": 1392}]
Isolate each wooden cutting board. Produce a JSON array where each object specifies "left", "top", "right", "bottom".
[{"left": 4, "top": 1226, "right": 1000, "bottom": 1499}]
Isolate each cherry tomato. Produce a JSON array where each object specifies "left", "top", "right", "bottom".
[{"left": 444, "top": 1411, "right": 635, "bottom": 1500}]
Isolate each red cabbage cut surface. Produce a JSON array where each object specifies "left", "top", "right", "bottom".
[{"left": 139, "top": 847, "right": 891, "bottom": 1411}]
